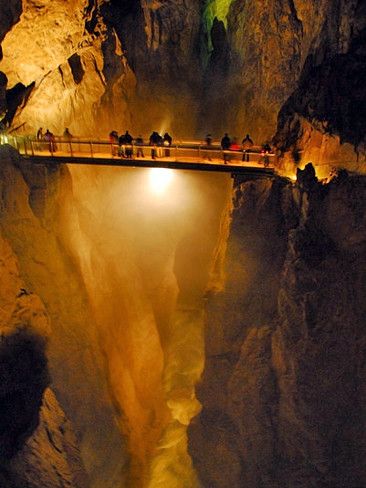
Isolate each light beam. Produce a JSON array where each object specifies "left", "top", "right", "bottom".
[{"left": 149, "top": 168, "right": 174, "bottom": 196}]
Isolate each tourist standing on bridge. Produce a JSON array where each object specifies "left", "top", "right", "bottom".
[
  {"left": 205, "top": 133, "right": 212, "bottom": 161},
  {"left": 261, "top": 142, "right": 272, "bottom": 167},
  {"left": 36, "top": 127, "right": 43, "bottom": 150},
  {"left": 156, "top": 133, "right": 164, "bottom": 158},
  {"left": 124, "top": 130, "right": 133, "bottom": 158},
  {"left": 109, "top": 130, "right": 119, "bottom": 156},
  {"left": 241, "top": 134, "right": 254, "bottom": 162},
  {"left": 221, "top": 133, "right": 231, "bottom": 163},
  {"left": 149, "top": 131, "right": 159, "bottom": 159},
  {"left": 118, "top": 133, "right": 126, "bottom": 158},
  {"left": 44, "top": 129, "right": 56, "bottom": 153},
  {"left": 135, "top": 135, "right": 144, "bottom": 158},
  {"left": 63, "top": 128, "right": 73, "bottom": 141},
  {"left": 163, "top": 132, "right": 172, "bottom": 157}
]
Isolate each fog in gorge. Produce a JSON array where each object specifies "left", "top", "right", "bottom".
[{"left": 49, "top": 163, "right": 233, "bottom": 487}]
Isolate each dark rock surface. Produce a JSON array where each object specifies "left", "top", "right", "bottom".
[
  {"left": 9, "top": 389, "right": 90, "bottom": 488},
  {"left": 189, "top": 171, "right": 366, "bottom": 488},
  {"left": 274, "top": 1, "right": 366, "bottom": 172}
]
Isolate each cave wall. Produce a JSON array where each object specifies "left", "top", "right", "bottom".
[
  {"left": 0, "top": 205, "right": 88, "bottom": 487},
  {"left": 274, "top": 7, "right": 366, "bottom": 176},
  {"left": 0, "top": 0, "right": 363, "bottom": 157},
  {"left": 0, "top": 145, "right": 126, "bottom": 488},
  {"left": 188, "top": 169, "right": 366, "bottom": 487}
]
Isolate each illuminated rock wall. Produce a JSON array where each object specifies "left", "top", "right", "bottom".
[
  {"left": 0, "top": 146, "right": 126, "bottom": 488},
  {"left": 0, "top": 0, "right": 364, "bottom": 166},
  {"left": 189, "top": 170, "right": 366, "bottom": 488},
  {"left": 0, "top": 188, "right": 88, "bottom": 487}
]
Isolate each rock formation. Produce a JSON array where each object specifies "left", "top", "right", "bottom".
[
  {"left": 0, "top": 0, "right": 363, "bottom": 170},
  {"left": 0, "top": 145, "right": 126, "bottom": 488},
  {"left": 273, "top": 0, "right": 366, "bottom": 176},
  {"left": 188, "top": 168, "right": 366, "bottom": 488},
  {"left": 0, "top": 201, "right": 88, "bottom": 487}
]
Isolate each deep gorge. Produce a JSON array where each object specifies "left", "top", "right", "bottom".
[{"left": 0, "top": 1, "right": 365, "bottom": 487}]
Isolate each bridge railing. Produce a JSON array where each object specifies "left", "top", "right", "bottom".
[{"left": 1, "top": 133, "right": 276, "bottom": 165}]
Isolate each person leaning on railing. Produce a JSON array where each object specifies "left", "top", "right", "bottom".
[
  {"left": 163, "top": 132, "right": 172, "bottom": 157},
  {"left": 109, "top": 130, "right": 119, "bottom": 156},
  {"left": 241, "top": 134, "right": 253, "bottom": 162},
  {"left": 204, "top": 133, "right": 212, "bottom": 161},
  {"left": 44, "top": 129, "right": 57, "bottom": 152},
  {"left": 221, "top": 133, "right": 231, "bottom": 163},
  {"left": 135, "top": 135, "right": 144, "bottom": 158}
]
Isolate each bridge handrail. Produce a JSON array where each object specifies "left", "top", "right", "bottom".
[{"left": 1, "top": 133, "right": 276, "bottom": 166}]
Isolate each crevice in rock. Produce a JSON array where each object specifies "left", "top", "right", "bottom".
[{"left": 68, "top": 53, "right": 85, "bottom": 85}]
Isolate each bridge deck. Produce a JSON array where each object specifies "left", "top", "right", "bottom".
[
  {"left": 23, "top": 152, "right": 275, "bottom": 176},
  {"left": 5, "top": 135, "right": 276, "bottom": 176}
]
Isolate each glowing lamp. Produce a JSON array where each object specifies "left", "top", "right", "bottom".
[{"left": 148, "top": 168, "right": 174, "bottom": 195}]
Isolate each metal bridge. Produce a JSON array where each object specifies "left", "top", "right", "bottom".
[{"left": 1, "top": 134, "right": 276, "bottom": 177}]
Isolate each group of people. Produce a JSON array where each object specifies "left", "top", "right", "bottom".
[
  {"left": 206, "top": 133, "right": 272, "bottom": 165},
  {"left": 37, "top": 127, "right": 57, "bottom": 151},
  {"left": 109, "top": 130, "right": 173, "bottom": 159},
  {"left": 35, "top": 126, "right": 272, "bottom": 165},
  {"left": 37, "top": 127, "right": 73, "bottom": 152}
]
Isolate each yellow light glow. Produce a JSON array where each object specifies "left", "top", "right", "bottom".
[{"left": 149, "top": 168, "right": 174, "bottom": 195}]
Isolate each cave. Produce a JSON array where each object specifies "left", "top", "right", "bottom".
[{"left": 0, "top": 1, "right": 366, "bottom": 488}]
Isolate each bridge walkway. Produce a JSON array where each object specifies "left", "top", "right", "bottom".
[{"left": 2, "top": 135, "right": 276, "bottom": 176}]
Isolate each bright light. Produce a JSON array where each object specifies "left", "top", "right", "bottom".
[{"left": 149, "top": 168, "right": 174, "bottom": 195}]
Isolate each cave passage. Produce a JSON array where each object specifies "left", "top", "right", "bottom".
[{"left": 60, "top": 164, "right": 233, "bottom": 488}]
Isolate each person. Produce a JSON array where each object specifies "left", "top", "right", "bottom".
[
  {"left": 156, "top": 133, "right": 164, "bottom": 158},
  {"left": 36, "top": 127, "right": 43, "bottom": 150},
  {"left": 63, "top": 127, "right": 73, "bottom": 140},
  {"left": 118, "top": 133, "right": 126, "bottom": 158},
  {"left": 204, "top": 133, "right": 213, "bottom": 161},
  {"left": 109, "top": 130, "right": 119, "bottom": 156},
  {"left": 135, "top": 135, "right": 144, "bottom": 158},
  {"left": 163, "top": 132, "right": 172, "bottom": 157},
  {"left": 221, "top": 133, "right": 231, "bottom": 163},
  {"left": 44, "top": 129, "right": 56, "bottom": 152},
  {"left": 149, "top": 131, "right": 159, "bottom": 159},
  {"left": 261, "top": 143, "right": 272, "bottom": 167},
  {"left": 124, "top": 130, "right": 133, "bottom": 158},
  {"left": 242, "top": 133, "right": 253, "bottom": 162},
  {"left": 63, "top": 127, "right": 73, "bottom": 153}
]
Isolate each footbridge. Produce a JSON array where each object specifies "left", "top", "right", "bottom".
[{"left": 2, "top": 134, "right": 276, "bottom": 177}]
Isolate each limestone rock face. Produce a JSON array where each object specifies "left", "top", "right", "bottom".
[
  {"left": 0, "top": 199, "right": 87, "bottom": 487},
  {"left": 0, "top": 0, "right": 21, "bottom": 46},
  {"left": 10, "top": 389, "right": 89, "bottom": 488},
  {"left": 189, "top": 171, "right": 366, "bottom": 488},
  {"left": 0, "top": 0, "right": 364, "bottom": 163},
  {"left": 0, "top": 145, "right": 126, "bottom": 488},
  {"left": 0, "top": 0, "right": 200, "bottom": 137},
  {"left": 0, "top": 218, "right": 50, "bottom": 461},
  {"left": 0, "top": 0, "right": 136, "bottom": 136},
  {"left": 273, "top": 0, "right": 366, "bottom": 175}
]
